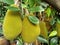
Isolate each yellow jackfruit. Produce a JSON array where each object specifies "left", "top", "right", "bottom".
[
  {"left": 3, "top": 4, "right": 22, "bottom": 40},
  {"left": 21, "top": 16, "right": 40, "bottom": 43},
  {"left": 56, "top": 22, "right": 60, "bottom": 37},
  {"left": 39, "top": 21, "right": 48, "bottom": 39}
]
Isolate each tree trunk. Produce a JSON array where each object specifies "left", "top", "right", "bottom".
[{"left": 44, "top": 0, "right": 60, "bottom": 11}]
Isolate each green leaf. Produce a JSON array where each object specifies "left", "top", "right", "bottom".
[
  {"left": 50, "top": 18, "right": 56, "bottom": 25},
  {"left": 51, "top": 9, "right": 56, "bottom": 16},
  {"left": 23, "top": 0, "right": 28, "bottom": 3},
  {"left": 0, "top": 30, "right": 3, "bottom": 34},
  {"left": 4, "top": 6, "right": 20, "bottom": 11},
  {"left": 46, "top": 7, "right": 51, "bottom": 17},
  {"left": 0, "top": 0, "right": 14, "bottom": 4},
  {"left": 28, "top": 0, "right": 35, "bottom": 7},
  {"left": 17, "top": 37, "right": 23, "bottom": 45},
  {"left": 29, "top": 6, "right": 44, "bottom": 12},
  {"left": 57, "top": 19, "right": 60, "bottom": 24},
  {"left": 22, "top": 4, "right": 27, "bottom": 8},
  {"left": 37, "top": 37, "right": 48, "bottom": 44},
  {"left": 35, "top": 0, "right": 41, "bottom": 5},
  {"left": 17, "top": 40, "right": 23, "bottom": 45},
  {"left": 2, "top": 0, "right": 14, "bottom": 4},
  {"left": 28, "top": 16, "right": 39, "bottom": 25},
  {"left": 50, "top": 37, "right": 58, "bottom": 45},
  {"left": 49, "top": 31, "right": 57, "bottom": 37},
  {"left": 40, "top": 2, "right": 49, "bottom": 8}
]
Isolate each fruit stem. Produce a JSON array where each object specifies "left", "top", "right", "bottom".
[
  {"left": 24, "top": 42, "right": 32, "bottom": 45},
  {"left": 10, "top": 41, "right": 16, "bottom": 45},
  {"left": 14, "top": 0, "right": 20, "bottom": 6},
  {"left": 14, "top": 0, "right": 23, "bottom": 20},
  {"left": 33, "top": 40, "right": 38, "bottom": 45},
  {"left": 39, "top": 12, "right": 42, "bottom": 21},
  {"left": 25, "top": 9, "right": 29, "bottom": 16},
  {"left": 39, "top": 12, "right": 44, "bottom": 22},
  {"left": 35, "top": 40, "right": 38, "bottom": 45}
]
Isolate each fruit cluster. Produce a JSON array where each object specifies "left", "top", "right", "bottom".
[{"left": 3, "top": 4, "right": 40, "bottom": 43}]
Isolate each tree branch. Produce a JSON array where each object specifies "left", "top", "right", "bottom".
[{"left": 44, "top": 0, "right": 60, "bottom": 11}]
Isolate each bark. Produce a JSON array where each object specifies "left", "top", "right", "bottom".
[{"left": 44, "top": 0, "right": 60, "bottom": 11}]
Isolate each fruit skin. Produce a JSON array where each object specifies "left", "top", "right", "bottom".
[
  {"left": 39, "top": 21, "right": 48, "bottom": 39},
  {"left": 56, "top": 22, "right": 60, "bottom": 37},
  {"left": 3, "top": 4, "right": 22, "bottom": 40},
  {"left": 21, "top": 16, "right": 40, "bottom": 43}
]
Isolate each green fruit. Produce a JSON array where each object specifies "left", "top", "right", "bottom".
[
  {"left": 39, "top": 21, "right": 48, "bottom": 39},
  {"left": 3, "top": 4, "right": 22, "bottom": 40},
  {"left": 21, "top": 16, "right": 40, "bottom": 43}
]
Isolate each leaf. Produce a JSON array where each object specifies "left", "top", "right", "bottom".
[
  {"left": 0, "top": 0, "right": 14, "bottom": 4},
  {"left": 22, "top": 4, "right": 27, "bottom": 8},
  {"left": 51, "top": 9, "right": 56, "bottom": 16},
  {"left": 23, "top": 0, "right": 28, "bottom": 3},
  {"left": 35, "top": 0, "right": 41, "bottom": 5},
  {"left": 49, "top": 31, "right": 57, "bottom": 37},
  {"left": 50, "top": 18, "right": 56, "bottom": 25},
  {"left": 37, "top": 37, "right": 48, "bottom": 44},
  {"left": 57, "top": 19, "right": 60, "bottom": 24},
  {"left": 17, "top": 40, "right": 23, "bottom": 45},
  {"left": 17, "top": 37, "right": 23, "bottom": 45},
  {"left": 0, "top": 30, "right": 3, "bottom": 34},
  {"left": 28, "top": 16, "right": 39, "bottom": 25},
  {"left": 40, "top": 2, "right": 49, "bottom": 8},
  {"left": 46, "top": 7, "right": 51, "bottom": 17},
  {"left": 4, "top": 6, "right": 20, "bottom": 11},
  {"left": 50, "top": 37, "right": 58, "bottom": 45},
  {"left": 28, "top": 0, "right": 35, "bottom": 7},
  {"left": 29, "top": 6, "right": 44, "bottom": 12}
]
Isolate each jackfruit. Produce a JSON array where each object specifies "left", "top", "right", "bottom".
[
  {"left": 56, "top": 22, "right": 60, "bottom": 37},
  {"left": 21, "top": 16, "right": 40, "bottom": 43},
  {"left": 39, "top": 21, "right": 48, "bottom": 39},
  {"left": 3, "top": 4, "right": 22, "bottom": 40}
]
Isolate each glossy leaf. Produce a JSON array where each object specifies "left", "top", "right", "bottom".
[
  {"left": 17, "top": 40, "right": 23, "bottom": 45},
  {"left": 40, "top": 2, "right": 49, "bottom": 8},
  {"left": 37, "top": 37, "right": 48, "bottom": 44},
  {"left": 17, "top": 37, "right": 23, "bottom": 45},
  {"left": 50, "top": 18, "right": 56, "bottom": 25},
  {"left": 0, "top": 0, "right": 14, "bottom": 4},
  {"left": 29, "top": 6, "right": 44, "bottom": 12},
  {"left": 0, "top": 30, "right": 3, "bottom": 34},
  {"left": 28, "top": 16, "right": 39, "bottom": 25},
  {"left": 50, "top": 37, "right": 58, "bottom": 45},
  {"left": 46, "top": 7, "right": 51, "bottom": 17},
  {"left": 35, "top": 0, "right": 41, "bottom": 5},
  {"left": 28, "top": 0, "right": 35, "bottom": 7},
  {"left": 4, "top": 6, "right": 20, "bottom": 11},
  {"left": 49, "top": 31, "right": 57, "bottom": 37},
  {"left": 57, "top": 19, "right": 60, "bottom": 24},
  {"left": 22, "top": 4, "right": 27, "bottom": 8},
  {"left": 23, "top": 0, "right": 28, "bottom": 3}
]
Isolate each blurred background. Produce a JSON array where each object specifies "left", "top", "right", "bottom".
[{"left": 0, "top": 2, "right": 7, "bottom": 36}]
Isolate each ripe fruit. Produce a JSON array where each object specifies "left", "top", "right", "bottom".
[
  {"left": 3, "top": 4, "right": 22, "bottom": 40},
  {"left": 39, "top": 21, "right": 48, "bottom": 39},
  {"left": 56, "top": 22, "right": 60, "bottom": 37},
  {"left": 21, "top": 16, "right": 40, "bottom": 43}
]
